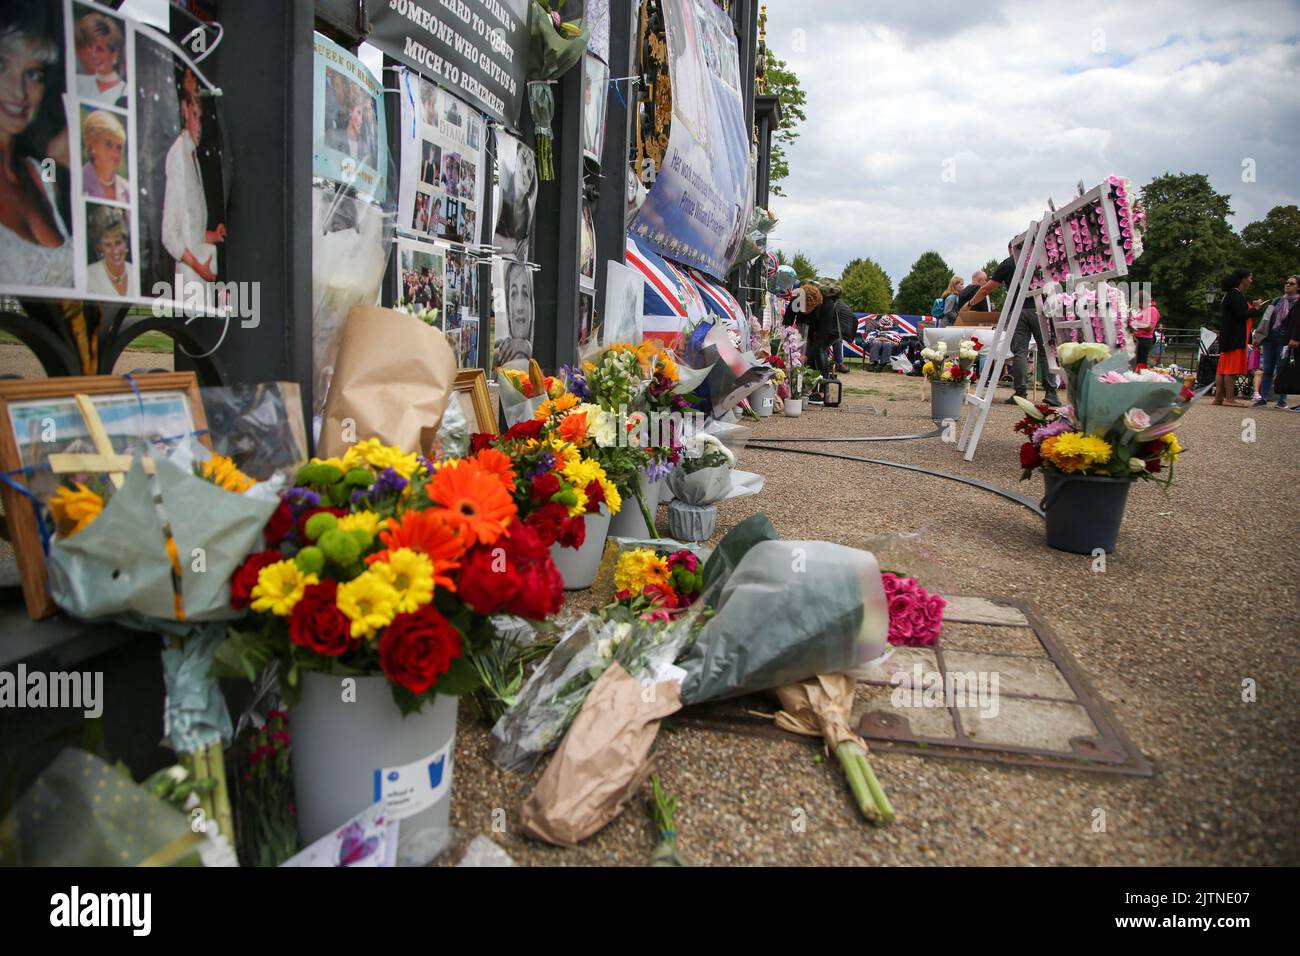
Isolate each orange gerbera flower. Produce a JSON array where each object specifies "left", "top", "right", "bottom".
[
  {"left": 535, "top": 393, "right": 579, "bottom": 421},
  {"left": 556, "top": 411, "right": 589, "bottom": 448},
  {"left": 472, "top": 447, "right": 517, "bottom": 488},
  {"left": 426, "top": 461, "right": 517, "bottom": 546},
  {"left": 371, "top": 510, "right": 465, "bottom": 591}
]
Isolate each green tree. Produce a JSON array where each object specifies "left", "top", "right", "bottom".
[
  {"left": 1125, "top": 173, "right": 1238, "bottom": 329},
  {"left": 791, "top": 251, "right": 818, "bottom": 283},
  {"left": 840, "top": 257, "right": 894, "bottom": 312},
  {"left": 1239, "top": 205, "right": 1300, "bottom": 300},
  {"left": 980, "top": 256, "right": 1006, "bottom": 311},
  {"left": 763, "top": 49, "right": 807, "bottom": 198},
  {"left": 892, "top": 251, "right": 953, "bottom": 315}
]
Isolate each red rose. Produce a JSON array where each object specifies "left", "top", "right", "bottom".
[
  {"left": 470, "top": 432, "right": 495, "bottom": 453},
  {"left": 583, "top": 479, "right": 605, "bottom": 512},
  {"left": 263, "top": 500, "right": 294, "bottom": 547},
  {"left": 378, "top": 605, "right": 462, "bottom": 694},
  {"left": 504, "top": 419, "right": 544, "bottom": 442},
  {"left": 1179, "top": 384, "right": 1194, "bottom": 402},
  {"left": 557, "top": 515, "right": 586, "bottom": 550},
  {"left": 1019, "top": 442, "right": 1042, "bottom": 469},
  {"left": 525, "top": 503, "right": 569, "bottom": 547},
  {"left": 288, "top": 580, "right": 351, "bottom": 657},
  {"left": 1145, "top": 458, "right": 1162, "bottom": 473},
  {"left": 458, "top": 545, "right": 522, "bottom": 615},
  {"left": 530, "top": 472, "right": 560, "bottom": 502},
  {"left": 508, "top": 561, "right": 564, "bottom": 619},
  {"left": 231, "top": 549, "right": 283, "bottom": 609}
]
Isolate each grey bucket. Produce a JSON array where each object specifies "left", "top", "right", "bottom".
[
  {"left": 751, "top": 383, "right": 776, "bottom": 417},
  {"left": 930, "top": 381, "right": 965, "bottom": 423},
  {"left": 1040, "top": 470, "right": 1133, "bottom": 554},
  {"left": 549, "top": 506, "right": 610, "bottom": 590},
  {"left": 667, "top": 500, "right": 717, "bottom": 541},
  {"left": 291, "top": 672, "right": 458, "bottom": 866},
  {"left": 608, "top": 472, "right": 661, "bottom": 538}
]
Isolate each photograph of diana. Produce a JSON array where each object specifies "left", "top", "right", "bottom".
[
  {"left": 73, "top": 5, "right": 127, "bottom": 108},
  {"left": 493, "top": 133, "right": 537, "bottom": 261},
  {"left": 0, "top": 2, "right": 74, "bottom": 291},
  {"left": 80, "top": 107, "right": 129, "bottom": 203},
  {"left": 493, "top": 259, "right": 534, "bottom": 368},
  {"left": 420, "top": 140, "right": 441, "bottom": 187},
  {"left": 84, "top": 202, "right": 136, "bottom": 298},
  {"left": 162, "top": 84, "right": 224, "bottom": 284},
  {"left": 324, "top": 67, "right": 377, "bottom": 172},
  {"left": 582, "top": 53, "right": 609, "bottom": 162}
]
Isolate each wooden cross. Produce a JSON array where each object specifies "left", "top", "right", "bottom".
[{"left": 46, "top": 393, "right": 157, "bottom": 488}]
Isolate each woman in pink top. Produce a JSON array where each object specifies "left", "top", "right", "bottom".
[{"left": 1129, "top": 297, "right": 1159, "bottom": 368}]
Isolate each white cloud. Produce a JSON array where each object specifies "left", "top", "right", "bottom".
[{"left": 763, "top": 0, "right": 1300, "bottom": 285}]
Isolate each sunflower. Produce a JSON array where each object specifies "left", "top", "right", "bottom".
[
  {"left": 199, "top": 454, "right": 255, "bottom": 493},
  {"left": 373, "top": 510, "right": 465, "bottom": 590},
  {"left": 251, "top": 560, "right": 318, "bottom": 616},
  {"left": 427, "top": 462, "right": 517, "bottom": 546},
  {"left": 335, "top": 571, "right": 400, "bottom": 640},
  {"left": 368, "top": 548, "right": 435, "bottom": 612},
  {"left": 48, "top": 482, "right": 104, "bottom": 538}
]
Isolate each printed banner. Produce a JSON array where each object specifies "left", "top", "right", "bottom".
[
  {"left": 1, "top": 0, "right": 228, "bottom": 308},
  {"left": 313, "top": 32, "right": 387, "bottom": 202},
  {"left": 490, "top": 131, "right": 536, "bottom": 372},
  {"left": 369, "top": 0, "right": 529, "bottom": 128},
  {"left": 628, "top": 0, "right": 751, "bottom": 280}
]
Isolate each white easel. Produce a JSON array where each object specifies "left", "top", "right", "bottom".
[{"left": 957, "top": 181, "right": 1134, "bottom": 461}]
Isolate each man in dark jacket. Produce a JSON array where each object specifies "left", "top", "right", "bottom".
[
  {"left": 955, "top": 268, "right": 992, "bottom": 313},
  {"left": 831, "top": 289, "right": 857, "bottom": 373},
  {"left": 967, "top": 254, "right": 1061, "bottom": 406}
]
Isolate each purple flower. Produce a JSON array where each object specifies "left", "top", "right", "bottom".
[
  {"left": 560, "top": 365, "right": 591, "bottom": 401},
  {"left": 371, "top": 467, "right": 408, "bottom": 499},
  {"left": 1032, "top": 419, "right": 1072, "bottom": 444},
  {"left": 530, "top": 451, "right": 556, "bottom": 478},
  {"left": 646, "top": 459, "right": 676, "bottom": 482},
  {"left": 286, "top": 487, "right": 321, "bottom": 510}
]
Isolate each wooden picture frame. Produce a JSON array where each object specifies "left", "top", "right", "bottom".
[
  {"left": 0, "top": 373, "right": 211, "bottom": 619},
  {"left": 453, "top": 368, "right": 497, "bottom": 437}
]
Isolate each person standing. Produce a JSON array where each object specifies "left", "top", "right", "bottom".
[
  {"left": 1252, "top": 274, "right": 1298, "bottom": 408},
  {"left": 162, "top": 88, "right": 224, "bottom": 286},
  {"left": 955, "top": 269, "right": 991, "bottom": 313},
  {"left": 941, "top": 276, "right": 964, "bottom": 327},
  {"left": 1128, "top": 296, "right": 1160, "bottom": 368},
  {"left": 1213, "top": 268, "right": 1265, "bottom": 407},
  {"left": 966, "top": 253, "right": 1061, "bottom": 406},
  {"left": 831, "top": 283, "right": 856, "bottom": 373}
]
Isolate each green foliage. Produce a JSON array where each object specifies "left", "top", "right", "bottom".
[
  {"left": 791, "top": 252, "right": 818, "bottom": 282},
  {"left": 1125, "top": 173, "right": 1238, "bottom": 328},
  {"left": 840, "top": 257, "right": 894, "bottom": 313},
  {"left": 763, "top": 49, "right": 807, "bottom": 197},
  {"left": 981, "top": 257, "right": 1006, "bottom": 311},
  {"left": 893, "top": 251, "right": 953, "bottom": 315},
  {"left": 1239, "top": 205, "right": 1300, "bottom": 301}
]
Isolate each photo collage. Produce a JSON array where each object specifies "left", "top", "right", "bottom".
[
  {"left": 396, "top": 70, "right": 486, "bottom": 369},
  {"left": 0, "top": 1, "right": 227, "bottom": 306}
]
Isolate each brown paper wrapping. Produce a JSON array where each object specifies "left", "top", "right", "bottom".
[
  {"left": 773, "top": 673, "right": 865, "bottom": 752},
  {"left": 520, "top": 664, "right": 682, "bottom": 847},
  {"left": 317, "top": 306, "right": 457, "bottom": 458}
]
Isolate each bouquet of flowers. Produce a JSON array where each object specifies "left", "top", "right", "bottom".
[
  {"left": 919, "top": 339, "right": 979, "bottom": 384},
  {"left": 611, "top": 546, "right": 705, "bottom": 621},
  {"left": 470, "top": 414, "right": 623, "bottom": 548},
  {"left": 217, "top": 439, "right": 565, "bottom": 715},
  {"left": 1014, "top": 343, "right": 1192, "bottom": 485},
  {"left": 881, "top": 572, "right": 945, "bottom": 647},
  {"left": 527, "top": 1, "right": 589, "bottom": 178}
]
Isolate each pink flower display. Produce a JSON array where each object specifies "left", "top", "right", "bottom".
[{"left": 881, "top": 572, "right": 946, "bottom": 647}]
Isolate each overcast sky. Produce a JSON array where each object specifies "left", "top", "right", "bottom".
[{"left": 761, "top": 0, "right": 1300, "bottom": 285}]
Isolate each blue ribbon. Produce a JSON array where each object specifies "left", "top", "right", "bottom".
[{"left": 0, "top": 466, "right": 52, "bottom": 556}]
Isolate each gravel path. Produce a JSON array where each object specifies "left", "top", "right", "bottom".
[{"left": 447, "top": 368, "right": 1300, "bottom": 866}]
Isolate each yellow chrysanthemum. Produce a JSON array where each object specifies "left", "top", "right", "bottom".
[
  {"left": 922, "top": 361, "right": 935, "bottom": 376},
  {"left": 200, "top": 454, "right": 255, "bottom": 493},
  {"left": 344, "top": 438, "right": 422, "bottom": 480},
  {"left": 369, "top": 548, "right": 435, "bottom": 613},
  {"left": 599, "top": 477, "right": 622, "bottom": 516},
  {"left": 614, "top": 548, "right": 670, "bottom": 594},
  {"left": 657, "top": 352, "right": 680, "bottom": 383},
  {"left": 251, "top": 561, "right": 318, "bottom": 617},
  {"left": 1041, "top": 432, "right": 1113, "bottom": 474},
  {"left": 311, "top": 456, "right": 348, "bottom": 473},
  {"left": 335, "top": 571, "right": 400, "bottom": 640},
  {"left": 336, "top": 512, "right": 388, "bottom": 537},
  {"left": 1161, "top": 433, "right": 1183, "bottom": 464},
  {"left": 48, "top": 482, "right": 104, "bottom": 538}
]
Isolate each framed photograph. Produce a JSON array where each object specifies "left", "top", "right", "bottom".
[
  {"left": 582, "top": 53, "right": 609, "bottom": 163},
  {"left": 580, "top": 201, "right": 596, "bottom": 288},
  {"left": 0, "top": 372, "right": 210, "bottom": 619},
  {"left": 453, "top": 368, "right": 496, "bottom": 436}
]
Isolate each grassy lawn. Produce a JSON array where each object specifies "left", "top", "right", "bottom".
[{"left": 0, "top": 329, "right": 175, "bottom": 353}]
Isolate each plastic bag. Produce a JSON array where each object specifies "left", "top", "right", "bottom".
[
  {"left": 679, "top": 539, "right": 889, "bottom": 705},
  {"left": 436, "top": 390, "right": 471, "bottom": 459},
  {"left": 200, "top": 382, "right": 308, "bottom": 482},
  {"left": 491, "top": 610, "right": 700, "bottom": 773}
]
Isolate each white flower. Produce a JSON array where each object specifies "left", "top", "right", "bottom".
[
  {"left": 1057, "top": 341, "right": 1110, "bottom": 365},
  {"left": 1123, "top": 408, "right": 1152, "bottom": 431},
  {"left": 579, "top": 403, "right": 616, "bottom": 447},
  {"left": 1128, "top": 457, "right": 1148, "bottom": 473}
]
